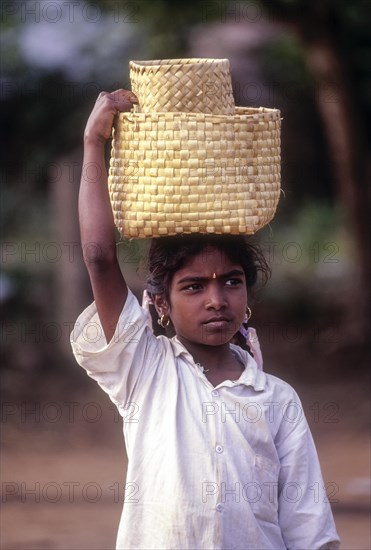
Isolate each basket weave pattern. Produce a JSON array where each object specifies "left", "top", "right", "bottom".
[
  {"left": 109, "top": 107, "right": 281, "bottom": 238},
  {"left": 130, "top": 58, "right": 235, "bottom": 115}
]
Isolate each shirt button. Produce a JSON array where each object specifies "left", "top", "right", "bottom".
[
  {"left": 212, "top": 390, "right": 219, "bottom": 397},
  {"left": 216, "top": 503, "right": 223, "bottom": 512},
  {"left": 215, "top": 444, "right": 224, "bottom": 453}
]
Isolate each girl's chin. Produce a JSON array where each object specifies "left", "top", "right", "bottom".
[
  {"left": 200, "top": 324, "right": 238, "bottom": 344},
  {"left": 181, "top": 333, "right": 234, "bottom": 347}
]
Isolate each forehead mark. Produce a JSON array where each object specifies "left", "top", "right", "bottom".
[{"left": 175, "top": 269, "right": 245, "bottom": 285}]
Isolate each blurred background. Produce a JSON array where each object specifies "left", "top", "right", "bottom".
[{"left": 1, "top": 0, "right": 370, "bottom": 548}]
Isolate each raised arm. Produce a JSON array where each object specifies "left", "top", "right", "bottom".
[{"left": 79, "top": 89, "right": 138, "bottom": 342}]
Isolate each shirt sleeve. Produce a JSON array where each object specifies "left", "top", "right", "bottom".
[
  {"left": 70, "top": 289, "right": 165, "bottom": 412},
  {"left": 275, "top": 388, "right": 340, "bottom": 550}
]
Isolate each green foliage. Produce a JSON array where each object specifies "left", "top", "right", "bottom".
[
  {"left": 257, "top": 201, "right": 352, "bottom": 308},
  {"left": 91, "top": 0, "right": 212, "bottom": 56},
  {"left": 257, "top": 34, "right": 312, "bottom": 93},
  {"left": 259, "top": 0, "right": 371, "bottom": 140}
]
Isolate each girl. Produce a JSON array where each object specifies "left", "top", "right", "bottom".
[{"left": 71, "top": 90, "right": 340, "bottom": 549}]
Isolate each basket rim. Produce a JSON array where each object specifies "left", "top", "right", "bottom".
[
  {"left": 121, "top": 105, "right": 281, "bottom": 121},
  {"left": 130, "top": 58, "right": 230, "bottom": 70}
]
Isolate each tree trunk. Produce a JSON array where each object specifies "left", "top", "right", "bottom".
[{"left": 301, "top": 35, "right": 370, "bottom": 341}]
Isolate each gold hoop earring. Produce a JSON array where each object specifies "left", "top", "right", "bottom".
[
  {"left": 246, "top": 306, "right": 252, "bottom": 322},
  {"left": 157, "top": 314, "right": 170, "bottom": 328}
]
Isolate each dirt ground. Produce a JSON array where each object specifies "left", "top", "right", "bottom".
[{"left": 2, "top": 365, "right": 370, "bottom": 550}]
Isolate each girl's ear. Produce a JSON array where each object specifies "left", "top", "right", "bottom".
[{"left": 153, "top": 294, "right": 170, "bottom": 317}]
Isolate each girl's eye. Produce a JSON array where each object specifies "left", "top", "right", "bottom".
[
  {"left": 225, "top": 278, "right": 243, "bottom": 286},
  {"left": 182, "top": 283, "right": 203, "bottom": 292}
]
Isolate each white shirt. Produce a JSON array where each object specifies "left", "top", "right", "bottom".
[{"left": 71, "top": 290, "right": 340, "bottom": 550}]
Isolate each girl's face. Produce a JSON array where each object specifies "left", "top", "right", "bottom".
[{"left": 163, "top": 247, "right": 248, "bottom": 348}]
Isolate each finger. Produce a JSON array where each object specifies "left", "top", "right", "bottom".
[
  {"left": 112, "top": 99, "right": 137, "bottom": 114},
  {"left": 111, "top": 89, "right": 138, "bottom": 103},
  {"left": 95, "top": 90, "right": 138, "bottom": 108},
  {"left": 111, "top": 91, "right": 138, "bottom": 114}
]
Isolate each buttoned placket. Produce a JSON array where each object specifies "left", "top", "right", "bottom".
[
  {"left": 206, "top": 378, "right": 252, "bottom": 520},
  {"left": 193, "top": 366, "right": 228, "bottom": 518},
  {"left": 210, "top": 382, "right": 225, "bottom": 516}
]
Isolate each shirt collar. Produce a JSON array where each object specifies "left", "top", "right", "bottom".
[{"left": 170, "top": 336, "right": 266, "bottom": 392}]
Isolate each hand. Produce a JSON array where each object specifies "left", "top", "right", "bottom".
[{"left": 84, "top": 89, "right": 138, "bottom": 145}]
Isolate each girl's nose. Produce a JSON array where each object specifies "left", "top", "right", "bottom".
[{"left": 205, "top": 283, "right": 227, "bottom": 310}]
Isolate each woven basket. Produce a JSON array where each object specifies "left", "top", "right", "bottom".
[
  {"left": 109, "top": 107, "right": 281, "bottom": 238},
  {"left": 130, "top": 58, "right": 235, "bottom": 115},
  {"left": 108, "top": 58, "right": 281, "bottom": 239}
]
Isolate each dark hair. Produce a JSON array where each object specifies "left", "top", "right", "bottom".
[{"left": 146, "top": 234, "right": 270, "bottom": 301}]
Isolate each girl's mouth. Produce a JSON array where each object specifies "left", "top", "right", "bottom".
[{"left": 203, "top": 318, "right": 231, "bottom": 329}]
